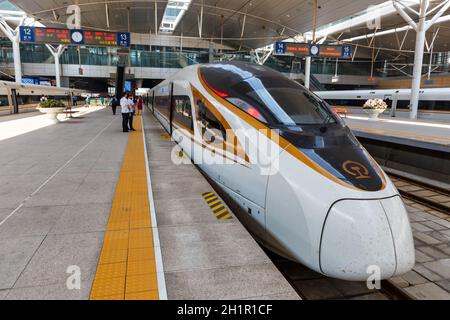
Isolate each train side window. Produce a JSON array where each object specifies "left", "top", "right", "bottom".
[
  {"left": 172, "top": 96, "right": 193, "bottom": 131},
  {"left": 0, "top": 94, "right": 8, "bottom": 108},
  {"left": 196, "top": 99, "right": 226, "bottom": 144}
]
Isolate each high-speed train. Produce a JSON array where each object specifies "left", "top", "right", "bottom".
[
  {"left": 148, "top": 61, "right": 415, "bottom": 281},
  {"left": 0, "top": 80, "right": 85, "bottom": 114},
  {"left": 315, "top": 88, "right": 450, "bottom": 111}
]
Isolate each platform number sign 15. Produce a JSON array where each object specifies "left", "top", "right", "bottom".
[
  {"left": 19, "top": 26, "right": 35, "bottom": 43},
  {"left": 117, "top": 32, "right": 130, "bottom": 47}
]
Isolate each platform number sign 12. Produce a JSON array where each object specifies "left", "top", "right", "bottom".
[
  {"left": 117, "top": 32, "right": 130, "bottom": 47},
  {"left": 19, "top": 26, "right": 35, "bottom": 42}
]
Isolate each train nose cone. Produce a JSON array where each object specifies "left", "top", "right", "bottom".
[{"left": 319, "top": 196, "right": 414, "bottom": 281}]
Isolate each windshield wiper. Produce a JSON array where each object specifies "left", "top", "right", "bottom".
[{"left": 323, "top": 114, "right": 333, "bottom": 124}]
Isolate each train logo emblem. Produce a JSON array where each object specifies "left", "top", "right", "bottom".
[{"left": 342, "top": 160, "right": 370, "bottom": 179}]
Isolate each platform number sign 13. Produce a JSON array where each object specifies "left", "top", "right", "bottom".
[
  {"left": 19, "top": 26, "right": 35, "bottom": 43},
  {"left": 117, "top": 32, "right": 130, "bottom": 47}
]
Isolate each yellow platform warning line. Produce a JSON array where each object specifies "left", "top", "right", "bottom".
[
  {"left": 90, "top": 117, "right": 158, "bottom": 300},
  {"left": 349, "top": 124, "right": 450, "bottom": 144},
  {"left": 201, "top": 192, "right": 233, "bottom": 221}
]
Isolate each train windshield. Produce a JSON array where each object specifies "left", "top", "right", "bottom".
[{"left": 200, "top": 63, "right": 337, "bottom": 126}]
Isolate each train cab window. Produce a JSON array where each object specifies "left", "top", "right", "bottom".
[
  {"left": 246, "top": 78, "right": 337, "bottom": 125},
  {"left": 172, "top": 96, "right": 193, "bottom": 131},
  {"left": 227, "top": 77, "right": 337, "bottom": 126},
  {"left": 196, "top": 99, "right": 226, "bottom": 144},
  {"left": 200, "top": 63, "right": 338, "bottom": 126}
]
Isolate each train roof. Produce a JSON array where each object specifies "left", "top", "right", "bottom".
[
  {"left": 0, "top": 80, "right": 87, "bottom": 95},
  {"left": 199, "top": 61, "right": 284, "bottom": 85}
]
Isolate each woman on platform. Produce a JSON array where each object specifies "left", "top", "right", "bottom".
[{"left": 136, "top": 96, "right": 143, "bottom": 115}]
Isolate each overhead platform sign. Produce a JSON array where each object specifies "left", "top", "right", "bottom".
[
  {"left": 275, "top": 42, "right": 352, "bottom": 59},
  {"left": 19, "top": 26, "right": 130, "bottom": 47}
]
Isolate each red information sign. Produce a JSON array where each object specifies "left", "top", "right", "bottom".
[
  {"left": 84, "top": 31, "right": 118, "bottom": 46},
  {"left": 319, "top": 45, "right": 342, "bottom": 57},
  {"left": 34, "top": 28, "right": 71, "bottom": 44},
  {"left": 284, "top": 43, "right": 310, "bottom": 56}
]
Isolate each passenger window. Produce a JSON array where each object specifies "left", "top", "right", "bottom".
[
  {"left": 172, "top": 96, "right": 193, "bottom": 131},
  {"left": 196, "top": 99, "right": 226, "bottom": 144}
]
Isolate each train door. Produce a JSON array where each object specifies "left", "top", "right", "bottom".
[
  {"left": 170, "top": 80, "right": 195, "bottom": 159},
  {"left": 153, "top": 83, "right": 171, "bottom": 132},
  {"left": 151, "top": 91, "right": 155, "bottom": 113},
  {"left": 169, "top": 82, "right": 174, "bottom": 135},
  {"left": 11, "top": 89, "right": 18, "bottom": 114}
]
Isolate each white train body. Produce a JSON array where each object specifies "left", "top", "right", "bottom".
[{"left": 148, "top": 62, "right": 415, "bottom": 281}]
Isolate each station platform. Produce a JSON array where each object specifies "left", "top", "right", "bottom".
[
  {"left": 0, "top": 107, "right": 298, "bottom": 300},
  {"left": 344, "top": 115, "right": 450, "bottom": 152}
]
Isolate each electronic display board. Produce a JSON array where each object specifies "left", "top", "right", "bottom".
[
  {"left": 20, "top": 27, "right": 71, "bottom": 45},
  {"left": 19, "top": 26, "right": 131, "bottom": 47},
  {"left": 284, "top": 43, "right": 310, "bottom": 56},
  {"left": 84, "top": 31, "right": 118, "bottom": 46},
  {"left": 274, "top": 42, "right": 352, "bottom": 59},
  {"left": 319, "top": 45, "right": 343, "bottom": 57}
]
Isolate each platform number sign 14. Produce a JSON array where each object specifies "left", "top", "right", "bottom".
[
  {"left": 275, "top": 42, "right": 286, "bottom": 54},
  {"left": 342, "top": 45, "right": 352, "bottom": 59},
  {"left": 117, "top": 32, "right": 130, "bottom": 47},
  {"left": 20, "top": 26, "right": 35, "bottom": 42}
]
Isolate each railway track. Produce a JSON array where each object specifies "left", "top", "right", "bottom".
[
  {"left": 388, "top": 172, "right": 450, "bottom": 215},
  {"left": 263, "top": 249, "right": 412, "bottom": 300}
]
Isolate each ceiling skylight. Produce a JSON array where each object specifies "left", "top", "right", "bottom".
[{"left": 159, "top": 0, "right": 192, "bottom": 33}]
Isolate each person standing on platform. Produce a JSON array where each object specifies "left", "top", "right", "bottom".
[
  {"left": 110, "top": 95, "right": 118, "bottom": 115},
  {"left": 120, "top": 93, "right": 130, "bottom": 132},
  {"left": 100, "top": 96, "right": 105, "bottom": 106},
  {"left": 136, "top": 96, "right": 143, "bottom": 116},
  {"left": 128, "top": 94, "right": 136, "bottom": 131},
  {"left": 72, "top": 95, "right": 78, "bottom": 106}
]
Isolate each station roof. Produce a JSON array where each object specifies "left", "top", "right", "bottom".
[
  {"left": 6, "top": 0, "right": 386, "bottom": 49},
  {"left": 2, "top": 1, "right": 450, "bottom": 61}
]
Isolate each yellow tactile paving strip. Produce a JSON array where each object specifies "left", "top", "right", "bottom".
[{"left": 90, "top": 116, "right": 158, "bottom": 300}]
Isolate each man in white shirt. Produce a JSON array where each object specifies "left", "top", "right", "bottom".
[
  {"left": 120, "top": 93, "right": 130, "bottom": 132},
  {"left": 127, "top": 95, "right": 136, "bottom": 131}
]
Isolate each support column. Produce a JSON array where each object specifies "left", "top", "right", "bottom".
[
  {"left": 46, "top": 44, "right": 66, "bottom": 87},
  {"left": 55, "top": 54, "right": 62, "bottom": 87},
  {"left": 305, "top": 0, "right": 317, "bottom": 90},
  {"left": 0, "top": 18, "right": 22, "bottom": 83},
  {"left": 409, "top": 0, "right": 428, "bottom": 119},
  {"left": 304, "top": 57, "right": 311, "bottom": 89},
  {"left": 12, "top": 35, "right": 22, "bottom": 84},
  {"left": 393, "top": 0, "right": 450, "bottom": 119},
  {"left": 209, "top": 41, "right": 214, "bottom": 63}
]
